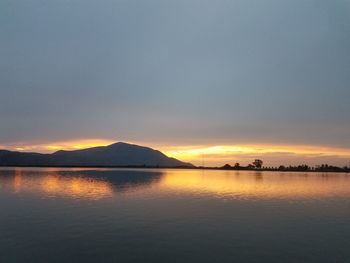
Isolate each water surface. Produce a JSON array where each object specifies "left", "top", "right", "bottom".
[{"left": 1, "top": 168, "right": 349, "bottom": 263}]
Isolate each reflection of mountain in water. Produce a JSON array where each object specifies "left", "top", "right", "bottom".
[
  {"left": 58, "top": 169, "right": 164, "bottom": 191},
  {"left": 0, "top": 169, "right": 164, "bottom": 199}
]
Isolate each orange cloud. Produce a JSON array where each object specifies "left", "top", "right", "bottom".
[
  {"left": 2, "top": 140, "right": 350, "bottom": 167},
  {"left": 160, "top": 144, "right": 350, "bottom": 166},
  {"left": 6, "top": 139, "right": 116, "bottom": 153}
]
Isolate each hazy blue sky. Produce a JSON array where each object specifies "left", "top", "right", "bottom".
[{"left": 1, "top": 0, "right": 350, "bottom": 159}]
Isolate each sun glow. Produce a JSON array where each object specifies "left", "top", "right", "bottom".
[
  {"left": 161, "top": 144, "right": 350, "bottom": 166},
  {"left": 10, "top": 139, "right": 116, "bottom": 153},
  {"left": 2, "top": 139, "right": 350, "bottom": 167}
]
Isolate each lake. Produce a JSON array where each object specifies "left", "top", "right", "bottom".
[{"left": 0, "top": 168, "right": 349, "bottom": 263}]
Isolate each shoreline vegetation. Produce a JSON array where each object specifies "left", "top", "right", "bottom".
[
  {"left": 1, "top": 162, "right": 349, "bottom": 173},
  {"left": 214, "top": 160, "right": 350, "bottom": 173}
]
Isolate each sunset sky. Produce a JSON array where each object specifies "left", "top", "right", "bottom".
[{"left": 1, "top": 0, "right": 350, "bottom": 166}]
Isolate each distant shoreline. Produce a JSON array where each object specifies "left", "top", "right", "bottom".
[
  {"left": 1, "top": 165, "right": 349, "bottom": 173},
  {"left": 2, "top": 142, "right": 349, "bottom": 173}
]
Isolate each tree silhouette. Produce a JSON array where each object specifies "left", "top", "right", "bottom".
[
  {"left": 253, "top": 159, "right": 263, "bottom": 169},
  {"left": 222, "top": 164, "right": 232, "bottom": 169}
]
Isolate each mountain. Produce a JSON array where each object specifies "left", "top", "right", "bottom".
[{"left": 0, "top": 142, "right": 194, "bottom": 167}]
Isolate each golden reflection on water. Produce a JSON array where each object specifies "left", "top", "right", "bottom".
[
  {"left": 2, "top": 168, "right": 350, "bottom": 200},
  {"left": 11, "top": 169, "right": 113, "bottom": 200},
  {"left": 13, "top": 169, "right": 23, "bottom": 193},
  {"left": 160, "top": 170, "right": 350, "bottom": 199}
]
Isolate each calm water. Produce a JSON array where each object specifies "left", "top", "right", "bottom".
[{"left": 1, "top": 168, "right": 350, "bottom": 263}]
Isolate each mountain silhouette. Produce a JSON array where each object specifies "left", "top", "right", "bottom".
[{"left": 0, "top": 142, "right": 193, "bottom": 167}]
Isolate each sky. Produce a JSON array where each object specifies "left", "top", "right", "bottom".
[{"left": 1, "top": 0, "right": 350, "bottom": 166}]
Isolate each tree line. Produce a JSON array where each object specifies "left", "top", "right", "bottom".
[{"left": 218, "top": 159, "right": 350, "bottom": 172}]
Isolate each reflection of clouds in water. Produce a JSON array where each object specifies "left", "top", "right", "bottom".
[
  {"left": 11, "top": 170, "right": 113, "bottom": 200},
  {"left": 160, "top": 170, "right": 350, "bottom": 200},
  {"left": 1, "top": 168, "right": 350, "bottom": 201},
  {"left": 0, "top": 169, "right": 163, "bottom": 200},
  {"left": 40, "top": 175, "right": 114, "bottom": 200}
]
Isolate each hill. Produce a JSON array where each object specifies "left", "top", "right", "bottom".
[{"left": 0, "top": 142, "right": 193, "bottom": 168}]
